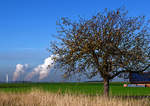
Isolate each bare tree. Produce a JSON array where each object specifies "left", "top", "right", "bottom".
[{"left": 50, "top": 8, "right": 150, "bottom": 97}]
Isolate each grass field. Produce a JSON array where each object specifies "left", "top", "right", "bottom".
[
  {"left": 0, "top": 82, "right": 150, "bottom": 106},
  {"left": 0, "top": 82, "right": 150, "bottom": 96},
  {"left": 0, "top": 91, "right": 149, "bottom": 106}
]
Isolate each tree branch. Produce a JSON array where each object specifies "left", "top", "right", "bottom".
[
  {"left": 141, "top": 64, "right": 150, "bottom": 72},
  {"left": 110, "top": 70, "right": 130, "bottom": 79},
  {"left": 110, "top": 64, "right": 150, "bottom": 79}
]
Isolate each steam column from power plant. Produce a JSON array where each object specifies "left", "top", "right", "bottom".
[{"left": 6, "top": 74, "right": 8, "bottom": 83}]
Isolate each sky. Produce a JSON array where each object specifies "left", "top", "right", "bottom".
[{"left": 0, "top": 0, "right": 150, "bottom": 82}]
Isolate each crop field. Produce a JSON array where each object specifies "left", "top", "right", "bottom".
[{"left": 0, "top": 82, "right": 150, "bottom": 96}]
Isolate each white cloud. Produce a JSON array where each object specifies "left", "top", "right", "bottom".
[
  {"left": 25, "top": 54, "right": 59, "bottom": 80},
  {"left": 13, "top": 64, "right": 29, "bottom": 81}
]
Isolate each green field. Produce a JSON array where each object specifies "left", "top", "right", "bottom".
[{"left": 0, "top": 82, "right": 149, "bottom": 96}]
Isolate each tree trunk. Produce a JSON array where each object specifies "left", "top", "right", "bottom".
[{"left": 103, "top": 78, "right": 109, "bottom": 97}]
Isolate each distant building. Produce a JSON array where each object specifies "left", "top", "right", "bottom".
[{"left": 129, "top": 72, "right": 150, "bottom": 84}]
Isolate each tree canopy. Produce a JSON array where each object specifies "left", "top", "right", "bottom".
[{"left": 50, "top": 8, "right": 150, "bottom": 96}]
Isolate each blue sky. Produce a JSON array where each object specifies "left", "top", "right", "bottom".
[{"left": 0, "top": 0, "right": 150, "bottom": 82}]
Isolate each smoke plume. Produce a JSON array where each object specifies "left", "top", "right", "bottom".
[
  {"left": 13, "top": 64, "right": 29, "bottom": 81},
  {"left": 25, "top": 55, "right": 58, "bottom": 80}
]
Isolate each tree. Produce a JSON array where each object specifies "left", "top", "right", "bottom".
[{"left": 50, "top": 8, "right": 150, "bottom": 97}]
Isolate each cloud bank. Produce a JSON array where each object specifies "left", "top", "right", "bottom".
[{"left": 25, "top": 55, "right": 58, "bottom": 80}]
